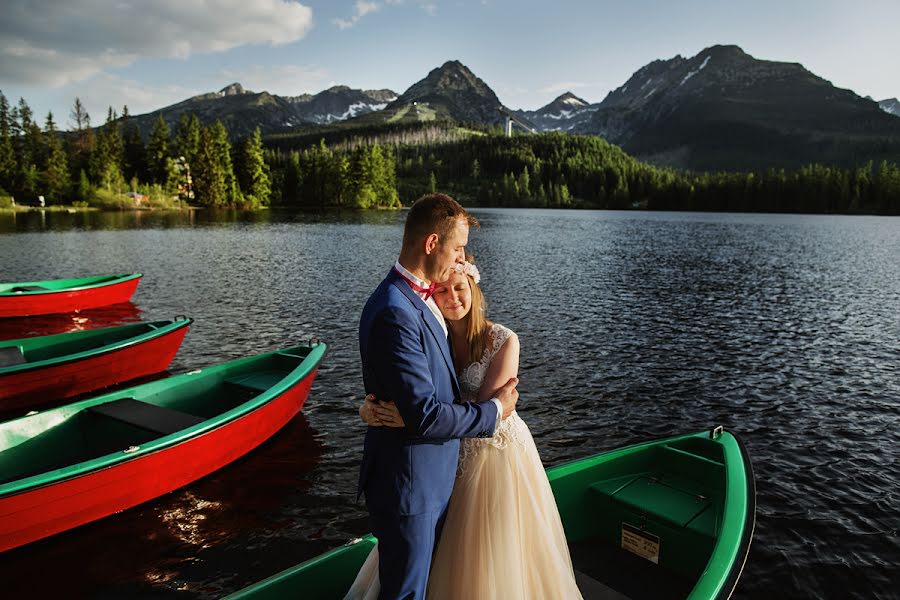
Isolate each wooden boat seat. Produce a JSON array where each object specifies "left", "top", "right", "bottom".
[
  {"left": 9, "top": 285, "right": 47, "bottom": 293},
  {"left": 87, "top": 398, "right": 205, "bottom": 436},
  {"left": 589, "top": 445, "right": 723, "bottom": 539},
  {"left": 0, "top": 347, "right": 27, "bottom": 367},
  {"left": 224, "top": 370, "right": 286, "bottom": 392}
]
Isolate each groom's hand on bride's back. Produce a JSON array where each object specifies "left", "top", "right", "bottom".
[{"left": 496, "top": 377, "right": 519, "bottom": 419}]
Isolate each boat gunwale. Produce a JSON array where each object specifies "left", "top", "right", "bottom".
[
  {"left": 708, "top": 430, "right": 756, "bottom": 600},
  {"left": 0, "top": 273, "right": 142, "bottom": 297},
  {"left": 0, "top": 318, "right": 192, "bottom": 376},
  {"left": 225, "top": 535, "right": 379, "bottom": 599},
  {"left": 0, "top": 342, "right": 326, "bottom": 498},
  {"left": 545, "top": 428, "right": 754, "bottom": 600}
]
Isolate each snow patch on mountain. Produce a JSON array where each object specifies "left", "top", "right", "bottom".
[{"left": 680, "top": 55, "right": 711, "bottom": 86}]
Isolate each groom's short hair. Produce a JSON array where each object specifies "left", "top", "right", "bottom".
[{"left": 402, "top": 193, "right": 478, "bottom": 248}]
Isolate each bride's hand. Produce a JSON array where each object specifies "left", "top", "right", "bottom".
[
  {"left": 359, "top": 395, "right": 382, "bottom": 426},
  {"left": 359, "top": 394, "right": 406, "bottom": 428}
]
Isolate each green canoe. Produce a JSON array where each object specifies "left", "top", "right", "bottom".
[
  {"left": 0, "top": 342, "right": 326, "bottom": 552},
  {"left": 227, "top": 427, "right": 755, "bottom": 600},
  {"left": 0, "top": 318, "right": 192, "bottom": 409}
]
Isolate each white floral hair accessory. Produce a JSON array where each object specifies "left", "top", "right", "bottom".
[{"left": 454, "top": 261, "right": 481, "bottom": 284}]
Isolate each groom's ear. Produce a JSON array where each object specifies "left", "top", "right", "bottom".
[{"left": 424, "top": 233, "right": 439, "bottom": 255}]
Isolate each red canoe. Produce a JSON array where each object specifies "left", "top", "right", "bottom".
[
  {"left": 0, "top": 318, "right": 191, "bottom": 411},
  {"left": 0, "top": 274, "right": 142, "bottom": 318},
  {"left": 0, "top": 342, "right": 325, "bottom": 552}
]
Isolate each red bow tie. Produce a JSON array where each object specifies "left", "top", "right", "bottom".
[{"left": 395, "top": 268, "right": 436, "bottom": 301}]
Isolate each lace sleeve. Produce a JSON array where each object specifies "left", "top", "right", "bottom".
[{"left": 488, "top": 323, "right": 514, "bottom": 362}]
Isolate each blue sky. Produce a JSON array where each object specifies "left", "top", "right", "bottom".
[{"left": 1, "top": 0, "right": 898, "bottom": 129}]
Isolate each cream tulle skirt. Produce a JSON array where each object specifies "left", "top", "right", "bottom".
[{"left": 345, "top": 413, "right": 583, "bottom": 600}]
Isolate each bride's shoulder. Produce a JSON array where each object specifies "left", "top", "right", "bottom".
[{"left": 488, "top": 322, "right": 518, "bottom": 351}]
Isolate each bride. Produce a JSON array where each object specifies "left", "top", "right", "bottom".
[{"left": 347, "top": 256, "right": 583, "bottom": 600}]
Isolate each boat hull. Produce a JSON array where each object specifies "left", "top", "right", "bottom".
[
  {"left": 0, "top": 323, "right": 189, "bottom": 410},
  {"left": 0, "top": 276, "right": 141, "bottom": 318},
  {"left": 0, "top": 366, "right": 317, "bottom": 552}
]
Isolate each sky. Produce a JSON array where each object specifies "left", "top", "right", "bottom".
[{"left": 1, "top": 0, "right": 898, "bottom": 129}]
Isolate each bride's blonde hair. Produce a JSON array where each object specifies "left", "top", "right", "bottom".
[{"left": 462, "top": 253, "right": 492, "bottom": 365}]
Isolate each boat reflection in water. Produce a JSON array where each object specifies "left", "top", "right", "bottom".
[{"left": 0, "top": 301, "right": 143, "bottom": 340}]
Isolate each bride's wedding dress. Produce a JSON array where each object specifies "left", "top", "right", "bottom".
[{"left": 346, "top": 323, "right": 582, "bottom": 599}]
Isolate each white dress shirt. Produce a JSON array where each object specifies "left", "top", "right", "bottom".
[{"left": 394, "top": 261, "right": 503, "bottom": 435}]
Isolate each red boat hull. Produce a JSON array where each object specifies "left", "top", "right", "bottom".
[
  {"left": 0, "top": 325, "right": 190, "bottom": 411},
  {"left": 0, "top": 367, "right": 317, "bottom": 552},
  {"left": 0, "top": 277, "right": 141, "bottom": 319}
]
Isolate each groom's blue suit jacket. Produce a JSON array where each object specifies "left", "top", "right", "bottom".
[{"left": 358, "top": 268, "right": 498, "bottom": 516}]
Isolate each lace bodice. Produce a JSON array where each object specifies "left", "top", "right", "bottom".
[
  {"left": 457, "top": 323, "right": 527, "bottom": 476},
  {"left": 458, "top": 323, "right": 513, "bottom": 403}
]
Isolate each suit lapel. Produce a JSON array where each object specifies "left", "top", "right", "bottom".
[{"left": 388, "top": 270, "right": 459, "bottom": 392}]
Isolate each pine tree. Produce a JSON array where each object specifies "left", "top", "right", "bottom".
[
  {"left": 236, "top": 127, "right": 270, "bottom": 207},
  {"left": 15, "top": 98, "right": 42, "bottom": 199},
  {"left": 104, "top": 107, "right": 124, "bottom": 174},
  {"left": 67, "top": 98, "right": 94, "bottom": 178},
  {"left": 175, "top": 113, "right": 201, "bottom": 166},
  {"left": 146, "top": 115, "right": 170, "bottom": 184},
  {"left": 120, "top": 106, "right": 146, "bottom": 182},
  {"left": 193, "top": 126, "right": 227, "bottom": 206},
  {"left": 43, "top": 112, "right": 70, "bottom": 203},
  {"left": 211, "top": 121, "right": 241, "bottom": 205},
  {"left": 0, "top": 92, "right": 15, "bottom": 193},
  {"left": 76, "top": 169, "right": 94, "bottom": 203}
]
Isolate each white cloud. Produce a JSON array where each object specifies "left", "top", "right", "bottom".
[
  {"left": 333, "top": 0, "right": 436, "bottom": 29},
  {"left": 333, "top": 0, "right": 382, "bottom": 30},
  {"left": 0, "top": 0, "right": 314, "bottom": 87}
]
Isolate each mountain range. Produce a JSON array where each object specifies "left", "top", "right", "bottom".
[
  {"left": 125, "top": 47, "right": 900, "bottom": 172},
  {"left": 127, "top": 83, "right": 396, "bottom": 138}
]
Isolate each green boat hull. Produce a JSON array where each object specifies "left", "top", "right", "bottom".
[{"left": 227, "top": 428, "right": 755, "bottom": 600}]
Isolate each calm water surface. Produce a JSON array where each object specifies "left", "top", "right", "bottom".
[{"left": 0, "top": 208, "right": 898, "bottom": 599}]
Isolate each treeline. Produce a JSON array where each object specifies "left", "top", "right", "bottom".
[
  {"left": 0, "top": 91, "right": 271, "bottom": 208},
  {"left": 266, "top": 128, "right": 900, "bottom": 214},
  {"left": 266, "top": 140, "right": 400, "bottom": 208},
  {"left": 390, "top": 133, "right": 900, "bottom": 214}
]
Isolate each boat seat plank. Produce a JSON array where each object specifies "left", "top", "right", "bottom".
[
  {"left": 224, "top": 370, "right": 285, "bottom": 392},
  {"left": 0, "top": 347, "right": 27, "bottom": 367},
  {"left": 87, "top": 398, "right": 205, "bottom": 436}
]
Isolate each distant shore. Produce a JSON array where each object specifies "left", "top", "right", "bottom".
[{"left": 0, "top": 205, "right": 204, "bottom": 214}]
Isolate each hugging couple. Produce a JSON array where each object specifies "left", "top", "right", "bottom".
[{"left": 347, "top": 193, "right": 582, "bottom": 600}]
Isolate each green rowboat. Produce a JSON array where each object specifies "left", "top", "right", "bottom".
[
  {"left": 227, "top": 427, "right": 755, "bottom": 600},
  {"left": 0, "top": 318, "right": 191, "bottom": 409},
  {"left": 0, "top": 342, "right": 325, "bottom": 552}
]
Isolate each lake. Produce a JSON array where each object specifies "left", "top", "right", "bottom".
[{"left": 0, "top": 208, "right": 898, "bottom": 599}]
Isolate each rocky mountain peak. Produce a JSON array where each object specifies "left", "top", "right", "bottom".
[
  {"left": 219, "top": 82, "right": 249, "bottom": 96},
  {"left": 880, "top": 98, "right": 900, "bottom": 116},
  {"left": 389, "top": 59, "right": 505, "bottom": 124}
]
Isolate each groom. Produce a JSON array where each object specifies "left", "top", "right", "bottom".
[{"left": 358, "top": 193, "right": 519, "bottom": 599}]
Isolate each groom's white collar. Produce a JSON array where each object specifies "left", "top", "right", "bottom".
[
  {"left": 394, "top": 261, "right": 429, "bottom": 289},
  {"left": 394, "top": 260, "right": 448, "bottom": 336}
]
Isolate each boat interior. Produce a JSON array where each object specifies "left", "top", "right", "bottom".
[
  {"left": 0, "top": 321, "right": 170, "bottom": 367},
  {"left": 557, "top": 435, "right": 727, "bottom": 600},
  {"left": 0, "top": 350, "right": 308, "bottom": 488},
  {"left": 0, "top": 275, "right": 122, "bottom": 295}
]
